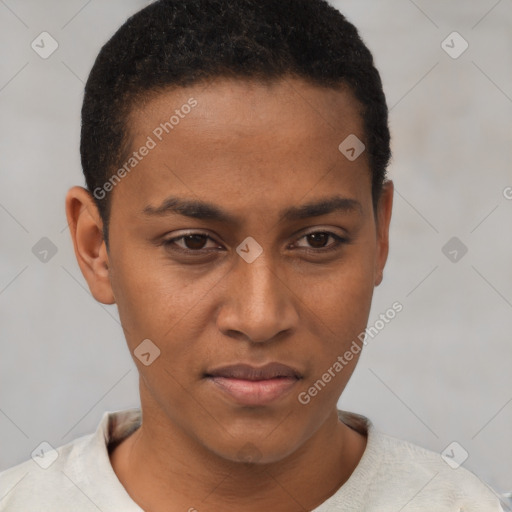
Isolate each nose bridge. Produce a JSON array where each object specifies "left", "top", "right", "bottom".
[
  {"left": 240, "top": 252, "right": 280, "bottom": 307},
  {"left": 217, "top": 248, "right": 297, "bottom": 343}
]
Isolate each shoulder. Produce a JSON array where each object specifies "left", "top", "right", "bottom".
[
  {"left": 369, "top": 428, "right": 503, "bottom": 511},
  {"left": 0, "top": 408, "right": 142, "bottom": 512},
  {"left": 0, "top": 432, "right": 93, "bottom": 511},
  {"left": 334, "top": 411, "right": 504, "bottom": 511}
]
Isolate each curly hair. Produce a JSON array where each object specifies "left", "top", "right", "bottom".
[{"left": 81, "top": 0, "right": 391, "bottom": 244}]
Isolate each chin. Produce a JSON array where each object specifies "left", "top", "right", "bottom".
[{"left": 202, "top": 431, "right": 300, "bottom": 466}]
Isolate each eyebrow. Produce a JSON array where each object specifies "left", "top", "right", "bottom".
[{"left": 142, "top": 195, "right": 363, "bottom": 224}]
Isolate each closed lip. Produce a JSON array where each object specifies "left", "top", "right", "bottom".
[{"left": 204, "top": 362, "right": 302, "bottom": 381}]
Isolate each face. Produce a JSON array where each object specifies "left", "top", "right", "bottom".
[{"left": 71, "top": 77, "right": 393, "bottom": 464}]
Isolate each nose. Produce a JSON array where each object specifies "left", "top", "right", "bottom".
[{"left": 216, "top": 252, "right": 299, "bottom": 344}]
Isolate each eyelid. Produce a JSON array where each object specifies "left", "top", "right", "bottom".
[
  {"left": 163, "top": 230, "right": 222, "bottom": 251},
  {"left": 296, "top": 226, "right": 348, "bottom": 240},
  {"left": 291, "top": 229, "right": 348, "bottom": 252},
  {"left": 162, "top": 227, "right": 349, "bottom": 254}
]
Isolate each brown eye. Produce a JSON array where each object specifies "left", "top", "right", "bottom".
[
  {"left": 295, "top": 231, "right": 347, "bottom": 253},
  {"left": 162, "top": 232, "right": 220, "bottom": 253},
  {"left": 306, "top": 232, "right": 330, "bottom": 249},
  {"left": 181, "top": 234, "right": 209, "bottom": 250}
]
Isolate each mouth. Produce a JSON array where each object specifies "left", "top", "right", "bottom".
[{"left": 204, "top": 363, "right": 302, "bottom": 406}]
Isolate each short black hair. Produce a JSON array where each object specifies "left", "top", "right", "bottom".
[{"left": 81, "top": 0, "right": 391, "bottom": 247}]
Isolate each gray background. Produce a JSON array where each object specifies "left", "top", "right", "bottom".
[{"left": 1, "top": 0, "right": 511, "bottom": 502}]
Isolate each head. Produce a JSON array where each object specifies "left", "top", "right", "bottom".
[{"left": 67, "top": 0, "right": 393, "bottom": 464}]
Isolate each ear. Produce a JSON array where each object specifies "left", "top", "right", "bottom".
[
  {"left": 65, "top": 186, "right": 115, "bottom": 304},
  {"left": 374, "top": 180, "right": 394, "bottom": 287}
]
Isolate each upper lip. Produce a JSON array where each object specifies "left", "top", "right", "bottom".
[{"left": 205, "top": 363, "right": 302, "bottom": 381}]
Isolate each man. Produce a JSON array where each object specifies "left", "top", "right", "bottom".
[{"left": 0, "top": 0, "right": 504, "bottom": 510}]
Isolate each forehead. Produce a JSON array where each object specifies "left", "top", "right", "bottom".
[
  {"left": 129, "top": 76, "right": 364, "bottom": 142},
  {"left": 111, "top": 77, "right": 371, "bottom": 221}
]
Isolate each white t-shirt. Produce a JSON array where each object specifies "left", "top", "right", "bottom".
[{"left": 0, "top": 408, "right": 504, "bottom": 511}]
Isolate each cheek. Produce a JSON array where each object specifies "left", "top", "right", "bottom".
[
  {"left": 294, "top": 260, "right": 374, "bottom": 410},
  {"left": 110, "top": 225, "right": 376, "bottom": 358},
  {"left": 109, "top": 246, "right": 220, "bottom": 351},
  {"left": 299, "top": 250, "right": 376, "bottom": 338}
]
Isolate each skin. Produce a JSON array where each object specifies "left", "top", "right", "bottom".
[{"left": 65, "top": 76, "right": 393, "bottom": 512}]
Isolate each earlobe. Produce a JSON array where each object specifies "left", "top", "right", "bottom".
[
  {"left": 374, "top": 180, "right": 394, "bottom": 287},
  {"left": 65, "top": 186, "right": 116, "bottom": 305}
]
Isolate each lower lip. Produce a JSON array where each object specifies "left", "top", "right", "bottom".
[{"left": 207, "top": 376, "right": 299, "bottom": 406}]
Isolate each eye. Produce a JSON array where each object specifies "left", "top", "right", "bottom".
[
  {"left": 161, "top": 229, "right": 348, "bottom": 256},
  {"left": 293, "top": 230, "right": 348, "bottom": 253},
  {"left": 162, "top": 232, "right": 221, "bottom": 254}
]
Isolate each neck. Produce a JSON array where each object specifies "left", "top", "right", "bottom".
[{"left": 110, "top": 407, "right": 366, "bottom": 512}]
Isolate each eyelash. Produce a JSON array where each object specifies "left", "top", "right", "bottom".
[{"left": 161, "top": 230, "right": 348, "bottom": 256}]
